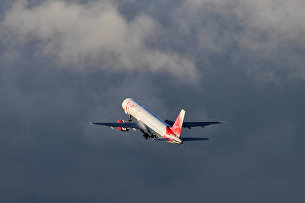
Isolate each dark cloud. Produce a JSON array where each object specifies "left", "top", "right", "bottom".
[{"left": 1, "top": 0, "right": 305, "bottom": 202}]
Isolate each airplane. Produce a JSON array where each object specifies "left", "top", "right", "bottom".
[{"left": 90, "top": 98, "right": 226, "bottom": 145}]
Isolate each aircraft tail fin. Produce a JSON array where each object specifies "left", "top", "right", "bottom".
[{"left": 170, "top": 109, "right": 185, "bottom": 137}]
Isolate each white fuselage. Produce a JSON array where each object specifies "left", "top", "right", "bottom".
[{"left": 122, "top": 98, "right": 182, "bottom": 144}]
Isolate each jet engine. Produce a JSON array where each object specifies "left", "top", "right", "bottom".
[{"left": 117, "top": 120, "right": 129, "bottom": 131}]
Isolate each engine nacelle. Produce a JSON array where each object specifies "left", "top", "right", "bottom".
[{"left": 117, "top": 120, "right": 129, "bottom": 132}]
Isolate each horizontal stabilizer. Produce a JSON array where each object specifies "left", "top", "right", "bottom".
[
  {"left": 181, "top": 137, "right": 209, "bottom": 141},
  {"left": 153, "top": 138, "right": 169, "bottom": 141}
]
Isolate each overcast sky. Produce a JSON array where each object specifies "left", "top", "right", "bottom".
[{"left": 1, "top": 0, "right": 305, "bottom": 202}]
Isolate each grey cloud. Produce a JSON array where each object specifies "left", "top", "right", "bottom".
[
  {"left": 1, "top": 0, "right": 198, "bottom": 80},
  {"left": 170, "top": 0, "right": 305, "bottom": 82},
  {"left": 181, "top": 0, "right": 305, "bottom": 41}
]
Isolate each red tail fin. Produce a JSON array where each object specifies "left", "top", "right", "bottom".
[{"left": 170, "top": 109, "right": 185, "bottom": 137}]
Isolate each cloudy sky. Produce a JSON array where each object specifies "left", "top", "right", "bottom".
[{"left": 1, "top": 0, "right": 305, "bottom": 202}]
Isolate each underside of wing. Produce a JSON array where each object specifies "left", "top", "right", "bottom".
[
  {"left": 90, "top": 122, "right": 141, "bottom": 130},
  {"left": 165, "top": 120, "right": 226, "bottom": 128}
]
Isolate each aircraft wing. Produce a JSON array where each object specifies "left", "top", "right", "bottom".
[
  {"left": 165, "top": 120, "right": 226, "bottom": 128},
  {"left": 90, "top": 122, "right": 142, "bottom": 130}
]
